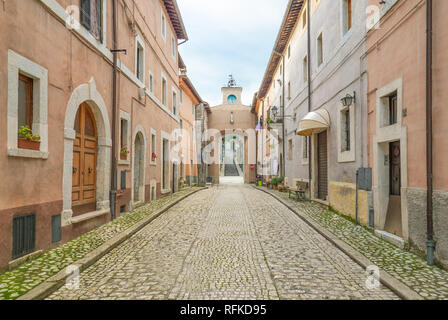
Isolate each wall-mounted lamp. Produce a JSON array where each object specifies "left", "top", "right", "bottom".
[{"left": 341, "top": 92, "right": 356, "bottom": 107}]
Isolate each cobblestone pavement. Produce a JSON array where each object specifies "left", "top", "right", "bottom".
[
  {"left": 48, "top": 185, "right": 398, "bottom": 300},
  {"left": 0, "top": 187, "right": 199, "bottom": 300},
  {"left": 259, "top": 186, "right": 448, "bottom": 300}
]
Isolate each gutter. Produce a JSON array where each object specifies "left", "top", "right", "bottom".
[{"left": 426, "top": 0, "right": 435, "bottom": 265}]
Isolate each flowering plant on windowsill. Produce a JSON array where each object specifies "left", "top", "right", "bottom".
[
  {"left": 18, "top": 125, "right": 41, "bottom": 150},
  {"left": 120, "top": 145, "right": 129, "bottom": 160},
  {"left": 151, "top": 152, "right": 157, "bottom": 161}
]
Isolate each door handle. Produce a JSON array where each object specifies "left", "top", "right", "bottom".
[
  {"left": 88, "top": 167, "right": 93, "bottom": 174},
  {"left": 72, "top": 167, "right": 77, "bottom": 174}
]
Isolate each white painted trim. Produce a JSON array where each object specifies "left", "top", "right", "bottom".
[
  {"left": 131, "top": 125, "right": 147, "bottom": 205},
  {"left": 7, "top": 50, "right": 49, "bottom": 159},
  {"left": 135, "top": 34, "right": 146, "bottom": 85},
  {"left": 62, "top": 78, "right": 111, "bottom": 227}
]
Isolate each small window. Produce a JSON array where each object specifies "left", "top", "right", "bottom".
[
  {"left": 151, "top": 133, "right": 156, "bottom": 158},
  {"left": 280, "top": 62, "right": 283, "bottom": 76},
  {"left": 136, "top": 41, "right": 144, "bottom": 82},
  {"left": 173, "top": 91, "right": 177, "bottom": 115},
  {"left": 149, "top": 72, "right": 154, "bottom": 93},
  {"left": 180, "top": 88, "right": 183, "bottom": 104},
  {"left": 317, "top": 33, "right": 323, "bottom": 67},
  {"left": 180, "top": 119, "right": 183, "bottom": 131},
  {"left": 341, "top": 108, "right": 351, "bottom": 152},
  {"left": 162, "top": 77, "right": 167, "bottom": 105},
  {"left": 303, "top": 56, "right": 308, "bottom": 82},
  {"left": 80, "top": 0, "right": 103, "bottom": 42},
  {"left": 172, "top": 37, "right": 176, "bottom": 58},
  {"left": 12, "top": 213, "right": 36, "bottom": 259},
  {"left": 288, "top": 45, "right": 291, "bottom": 59},
  {"left": 120, "top": 119, "right": 128, "bottom": 148},
  {"left": 303, "top": 136, "right": 308, "bottom": 159},
  {"left": 389, "top": 92, "right": 398, "bottom": 125},
  {"left": 161, "top": 12, "right": 166, "bottom": 40},
  {"left": 343, "top": 0, "right": 352, "bottom": 35},
  {"left": 288, "top": 139, "right": 293, "bottom": 161},
  {"left": 18, "top": 74, "right": 33, "bottom": 129},
  {"left": 288, "top": 82, "right": 291, "bottom": 100},
  {"left": 192, "top": 103, "right": 195, "bottom": 116}
]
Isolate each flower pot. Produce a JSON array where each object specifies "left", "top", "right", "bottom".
[
  {"left": 274, "top": 185, "right": 278, "bottom": 190},
  {"left": 152, "top": 155, "right": 157, "bottom": 162},
  {"left": 120, "top": 154, "right": 127, "bottom": 160},
  {"left": 18, "top": 138, "right": 40, "bottom": 151}
]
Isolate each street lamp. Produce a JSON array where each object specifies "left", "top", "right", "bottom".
[
  {"left": 341, "top": 92, "right": 356, "bottom": 107},
  {"left": 271, "top": 105, "right": 296, "bottom": 121}
]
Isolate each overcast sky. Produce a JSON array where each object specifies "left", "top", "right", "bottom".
[{"left": 177, "top": 0, "right": 289, "bottom": 106}]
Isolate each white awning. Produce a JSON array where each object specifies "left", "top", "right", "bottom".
[{"left": 296, "top": 109, "right": 330, "bottom": 136}]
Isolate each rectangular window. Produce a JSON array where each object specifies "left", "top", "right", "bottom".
[
  {"left": 120, "top": 119, "right": 127, "bottom": 147},
  {"left": 288, "top": 45, "right": 291, "bottom": 59},
  {"left": 149, "top": 72, "right": 154, "bottom": 93},
  {"left": 303, "top": 136, "right": 308, "bottom": 159},
  {"left": 288, "top": 82, "right": 291, "bottom": 100},
  {"left": 136, "top": 43, "right": 144, "bottom": 82},
  {"left": 303, "top": 8, "right": 307, "bottom": 29},
  {"left": 172, "top": 37, "right": 176, "bottom": 58},
  {"left": 343, "top": 0, "right": 352, "bottom": 34},
  {"left": 18, "top": 74, "right": 33, "bottom": 129},
  {"left": 389, "top": 92, "right": 398, "bottom": 125},
  {"left": 162, "top": 77, "right": 167, "bottom": 105},
  {"left": 80, "top": 0, "right": 103, "bottom": 42},
  {"left": 180, "top": 119, "right": 183, "bottom": 131},
  {"left": 161, "top": 12, "right": 166, "bottom": 40},
  {"left": 151, "top": 133, "right": 156, "bottom": 155},
  {"left": 288, "top": 139, "right": 293, "bottom": 161},
  {"left": 180, "top": 88, "right": 183, "bottom": 104},
  {"left": 303, "top": 56, "right": 308, "bottom": 82},
  {"left": 341, "top": 108, "right": 351, "bottom": 152},
  {"left": 173, "top": 91, "right": 177, "bottom": 115},
  {"left": 192, "top": 103, "right": 195, "bottom": 116},
  {"left": 317, "top": 33, "right": 323, "bottom": 67}
]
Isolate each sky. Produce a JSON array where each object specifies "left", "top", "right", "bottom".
[{"left": 177, "top": 0, "right": 290, "bottom": 106}]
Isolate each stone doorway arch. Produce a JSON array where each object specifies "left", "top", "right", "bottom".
[
  {"left": 132, "top": 125, "right": 147, "bottom": 207},
  {"left": 62, "top": 78, "right": 111, "bottom": 226}
]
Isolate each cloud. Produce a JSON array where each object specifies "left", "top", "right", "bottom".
[{"left": 178, "top": 0, "right": 289, "bottom": 106}]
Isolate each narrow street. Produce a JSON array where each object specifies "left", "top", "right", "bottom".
[{"left": 48, "top": 185, "right": 398, "bottom": 300}]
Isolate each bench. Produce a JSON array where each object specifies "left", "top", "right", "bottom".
[{"left": 288, "top": 181, "right": 308, "bottom": 201}]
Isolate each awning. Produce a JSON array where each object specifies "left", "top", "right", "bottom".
[{"left": 296, "top": 109, "right": 330, "bottom": 136}]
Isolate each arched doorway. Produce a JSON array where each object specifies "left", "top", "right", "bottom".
[
  {"left": 220, "top": 134, "right": 244, "bottom": 184},
  {"left": 72, "top": 103, "right": 98, "bottom": 216},
  {"left": 133, "top": 132, "right": 145, "bottom": 204}
]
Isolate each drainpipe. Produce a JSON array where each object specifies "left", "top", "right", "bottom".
[
  {"left": 282, "top": 54, "right": 286, "bottom": 178},
  {"left": 306, "top": 0, "right": 312, "bottom": 201},
  {"left": 110, "top": 0, "right": 118, "bottom": 221},
  {"left": 426, "top": 0, "right": 435, "bottom": 266}
]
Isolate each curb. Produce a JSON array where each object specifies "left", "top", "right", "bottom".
[
  {"left": 253, "top": 186, "right": 423, "bottom": 300},
  {"left": 18, "top": 187, "right": 206, "bottom": 300}
]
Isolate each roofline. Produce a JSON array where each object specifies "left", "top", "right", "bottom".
[
  {"left": 257, "top": 0, "right": 304, "bottom": 99},
  {"left": 163, "top": 0, "right": 188, "bottom": 41},
  {"left": 180, "top": 74, "right": 203, "bottom": 104}
]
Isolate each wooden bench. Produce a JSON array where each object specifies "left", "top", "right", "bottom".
[{"left": 288, "top": 181, "right": 308, "bottom": 201}]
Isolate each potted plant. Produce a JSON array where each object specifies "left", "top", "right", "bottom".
[
  {"left": 151, "top": 152, "right": 157, "bottom": 162},
  {"left": 270, "top": 177, "right": 279, "bottom": 190},
  {"left": 18, "top": 126, "right": 40, "bottom": 150},
  {"left": 120, "top": 145, "right": 129, "bottom": 160},
  {"left": 277, "top": 177, "right": 285, "bottom": 188}
]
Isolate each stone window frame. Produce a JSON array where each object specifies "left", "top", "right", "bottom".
[
  {"left": 135, "top": 34, "right": 146, "bottom": 86},
  {"left": 337, "top": 101, "right": 356, "bottom": 163},
  {"left": 161, "top": 73, "right": 168, "bottom": 106},
  {"left": 148, "top": 70, "right": 154, "bottom": 93},
  {"left": 172, "top": 87, "right": 178, "bottom": 116},
  {"left": 160, "top": 130, "right": 171, "bottom": 194},
  {"left": 7, "top": 50, "right": 49, "bottom": 159},
  {"left": 118, "top": 110, "right": 131, "bottom": 165},
  {"left": 341, "top": 0, "right": 353, "bottom": 37},
  {"left": 161, "top": 10, "right": 167, "bottom": 41},
  {"left": 150, "top": 128, "right": 157, "bottom": 166},
  {"left": 316, "top": 32, "right": 324, "bottom": 69},
  {"left": 376, "top": 78, "right": 403, "bottom": 130}
]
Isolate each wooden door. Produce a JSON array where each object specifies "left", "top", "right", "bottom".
[
  {"left": 317, "top": 131, "right": 328, "bottom": 201},
  {"left": 72, "top": 103, "right": 97, "bottom": 215},
  {"left": 390, "top": 141, "right": 401, "bottom": 196}
]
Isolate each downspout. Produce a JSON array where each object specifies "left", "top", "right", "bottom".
[
  {"left": 426, "top": 0, "right": 435, "bottom": 266},
  {"left": 110, "top": 0, "right": 118, "bottom": 221},
  {"left": 306, "top": 0, "right": 312, "bottom": 201}
]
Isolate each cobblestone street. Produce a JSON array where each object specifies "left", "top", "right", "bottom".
[{"left": 48, "top": 185, "right": 398, "bottom": 300}]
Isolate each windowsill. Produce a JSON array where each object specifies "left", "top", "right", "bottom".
[
  {"left": 338, "top": 150, "right": 355, "bottom": 163},
  {"left": 161, "top": 188, "right": 171, "bottom": 195},
  {"left": 150, "top": 161, "right": 157, "bottom": 166},
  {"left": 8, "top": 148, "right": 49, "bottom": 159},
  {"left": 118, "top": 159, "right": 130, "bottom": 166}
]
